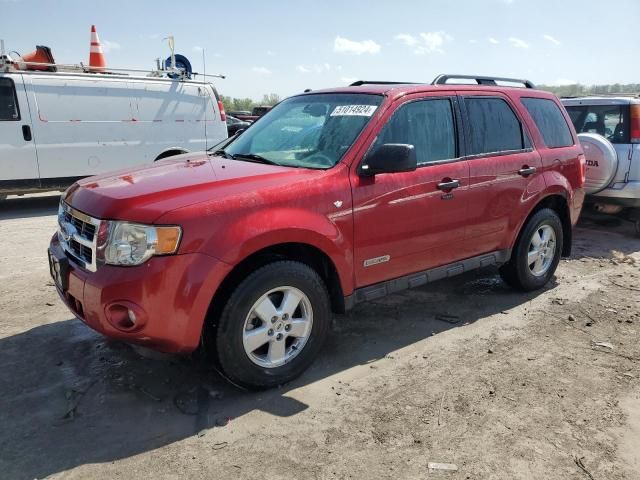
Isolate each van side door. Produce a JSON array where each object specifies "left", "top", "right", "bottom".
[
  {"left": 350, "top": 94, "right": 470, "bottom": 288},
  {"left": 459, "top": 93, "right": 544, "bottom": 258},
  {"left": 0, "top": 75, "right": 40, "bottom": 185},
  {"left": 27, "top": 76, "right": 136, "bottom": 179}
]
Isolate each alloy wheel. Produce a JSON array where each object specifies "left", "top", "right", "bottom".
[
  {"left": 242, "top": 286, "right": 313, "bottom": 368},
  {"left": 527, "top": 224, "right": 557, "bottom": 276}
]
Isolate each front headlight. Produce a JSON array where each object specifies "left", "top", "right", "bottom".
[{"left": 102, "top": 222, "right": 182, "bottom": 266}]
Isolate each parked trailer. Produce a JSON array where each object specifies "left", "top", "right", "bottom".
[{"left": 0, "top": 70, "right": 228, "bottom": 196}]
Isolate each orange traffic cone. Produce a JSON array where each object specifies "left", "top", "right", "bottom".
[
  {"left": 20, "top": 46, "right": 56, "bottom": 71},
  {"left": 89, "top": 25, "right": 106, "bottom": 71}
]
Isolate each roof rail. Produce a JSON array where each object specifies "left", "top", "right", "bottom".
[
  {"left": 432, "top": 74, "right": 536, "bottom": 89},
  {"left": 349, "top": 80, "right": 418, "bottom": 87}
]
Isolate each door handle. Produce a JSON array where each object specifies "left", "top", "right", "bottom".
[
  {"left": 437, "top": 179, "right": 460, "bottom": 191},
  {"left": 518, "top": 166, "right": 536, "bottom": 177},
  {"left": 22, "top": 125, "right": 32, "bottom": 142}
]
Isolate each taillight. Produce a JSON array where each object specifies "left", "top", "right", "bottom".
[
  {"left": 217, "top": 100, "right": 226, "bottom": 122},
  {"left": 631, "top": 104, "right": 640, "bottom": 143},
  {"left": 578, "top": 153, "right": 587, "bottom": 186}
]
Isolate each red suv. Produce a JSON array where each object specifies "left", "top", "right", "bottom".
[{"left": 49, "top": 75, "right": 586, "bottom": 389}]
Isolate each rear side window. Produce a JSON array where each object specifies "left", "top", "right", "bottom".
[
  {"left": 373, "top": 98, "right": 456, "bottom": 165},
  {"left": 0, "top": 78, "right": 20, "bottom": 121},
  {"left": 464, "top": 97, "right": 526, "bottom": 155},
  {"left": 564, "top": 104, "right": 630, "bottom": 144},
  {"left": 521, "top": 97, "right": 574, "bottom": 148}
]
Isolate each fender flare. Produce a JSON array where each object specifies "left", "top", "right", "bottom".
[
  {"left": 154, "top": 147, "right": 189, "bottom": 161},
  {"left": 511, "top": 185, "right": 573, "bottom": 257},
  {"left": 202, "top": 208, "right": 355, "bottom": 295}
]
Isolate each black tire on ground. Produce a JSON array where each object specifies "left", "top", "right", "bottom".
[
  {"left": 499, "top": 208, "right": 564, "bottom": 292},
  {"left": 213, "top": 261, "right": 331, "bottom": 390}
]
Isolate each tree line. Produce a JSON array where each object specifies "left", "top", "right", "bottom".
[
  {"left": 220, "top": 93, "right": 281, "bottom": 113},
  {"left": 538, "top": 83, "right": 640, "bottom": 97}
]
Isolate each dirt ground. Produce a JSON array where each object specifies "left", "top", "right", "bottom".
[{"left": 1, "top": 194, "right": 639, "bottom": 480}]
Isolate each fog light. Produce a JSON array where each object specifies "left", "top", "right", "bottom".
[
  {"left": 105, "top": 302, "right": 145, "bottom": 332},
  {"left": 127, "top": 309, "right": 137, "bottom": 326}
]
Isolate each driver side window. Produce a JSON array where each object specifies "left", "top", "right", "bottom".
[
  {"left": 0, "top": 78, "right": 20, "bottom": 121},
  {"left": 373, "top": 98, "right": 456, "bottom": 165}
]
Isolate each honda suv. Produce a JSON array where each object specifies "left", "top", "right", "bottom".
[
  {"left": 49, "top": 75, "right": 586, "bottom": 389},
  {"left": 561, "top": 95, "right": 640, "bottom": 235}
]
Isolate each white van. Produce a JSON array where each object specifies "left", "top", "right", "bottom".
[{"left": 0, "top": 70, "right": 228, "bottom": 196}]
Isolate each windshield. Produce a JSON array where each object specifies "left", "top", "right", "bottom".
[{"left": 219, "top": 93, "right": 383, "bottom": 169}]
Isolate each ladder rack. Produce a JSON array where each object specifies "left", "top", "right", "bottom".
[{"left": 0, "top": 56, "right": 225, "bottom": 81}]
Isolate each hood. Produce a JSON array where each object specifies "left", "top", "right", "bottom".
[{"left": 64, "top": 152, "right": 323, "bottom": 223}]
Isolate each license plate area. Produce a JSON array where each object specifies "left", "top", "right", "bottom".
[{"left": 48, "top": 248, "right": 69, "bottom": 291}]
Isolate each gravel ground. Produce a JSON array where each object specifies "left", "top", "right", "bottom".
[{"left": 0, "top": 194, "right": 639, "bottom": 480}]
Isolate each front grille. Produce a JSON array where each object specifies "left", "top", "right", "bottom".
[
  {"left": 58, "top": 202, "right": 101, "bottom": 272},
  {"left": 69, "top": 238, "right": 93, "bottom": 264},
  {"left": 62, "top": 210, "right": 96, "bottom": 241}
]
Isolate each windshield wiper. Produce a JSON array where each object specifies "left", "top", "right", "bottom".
[
  {"left": 209, "top": 149, "right": 234, "bottom": 159},
  {"left": 231, "top": 153, "right": 281, "bottom": 166}
]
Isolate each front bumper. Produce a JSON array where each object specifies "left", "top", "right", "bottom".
[
  {"left": 49, "top": 235, "right": 232, "bottom": 353},
  {"left": 591, "top": 181, "right": 640, "bottom": 208}
]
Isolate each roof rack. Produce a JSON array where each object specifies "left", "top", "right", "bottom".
[
  {"left": 0, "top": 58, "right": 226, "bottom": 80},
  {"left": 432, "top": 74, "right": 536, "bottom": 89},
  {"left": 349, "top": 80, "right": 418, "bottom": 87}
]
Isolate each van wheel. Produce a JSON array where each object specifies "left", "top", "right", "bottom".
[
  {"left": 500, "top": 208, "right": 563, "bottom": 291},
  {"left": 214, "top": 261, "right": 331, "bottom": 390}
]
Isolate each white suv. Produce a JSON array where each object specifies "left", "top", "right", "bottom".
[{"left": 562, "top": 95, "right": 640, "bottom": 235}]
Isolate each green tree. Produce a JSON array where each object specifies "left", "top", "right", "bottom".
[
  {"left": 538, "top": 83, "right": 640, "bottom": 97},
  {"left": 219, "top": 93, "right": 285, "bottom": 113},
  {"left": 260, "top": 93, "right": 281, "bottom": 106},
  {"left": 220, "top": 95, "right": 256, "bottom": 113}
]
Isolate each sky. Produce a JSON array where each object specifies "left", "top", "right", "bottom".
[{"left": 3, "top": 0, "right": 639, "bottom": 99}]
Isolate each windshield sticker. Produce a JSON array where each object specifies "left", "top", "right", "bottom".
[{"left": 330, "top": 105, "right": 378, "bottom": 117}]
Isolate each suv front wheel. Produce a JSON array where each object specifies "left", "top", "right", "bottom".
[
  {"left": 500, "top": 208, "right": 564, "bottom": 291},
  {"left": 214, "top": 261, "right": 331, "bottom": 389}
]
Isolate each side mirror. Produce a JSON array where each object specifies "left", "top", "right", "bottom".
[{"left": 359, "top": 144, "right": 417, "bottom": 177}]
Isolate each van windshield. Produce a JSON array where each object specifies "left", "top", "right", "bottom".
[{"left": 217, "top": 93, "right": 383, "bottom": 169}]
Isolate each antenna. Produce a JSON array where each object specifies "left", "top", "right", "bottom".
[
  {"left": 164, "top": 36, "right": 176, "bottom": 71},
  {"left": 202, "top": 47, "right": 208, "bottom": 151}
]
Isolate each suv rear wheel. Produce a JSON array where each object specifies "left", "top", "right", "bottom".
[
  {"left": 500, "top": 208, "right": 564, "bottom": 291},
  {"left": 214, "top": 261, "right": 331, "bottom": 389}
]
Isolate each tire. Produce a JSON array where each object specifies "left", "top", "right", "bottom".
[
  {"left": 214, "top": 261, "right": 331, "bottom": 390},
  {"left": 500, "top": 208, "right": 564, "bottom": 291}
]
